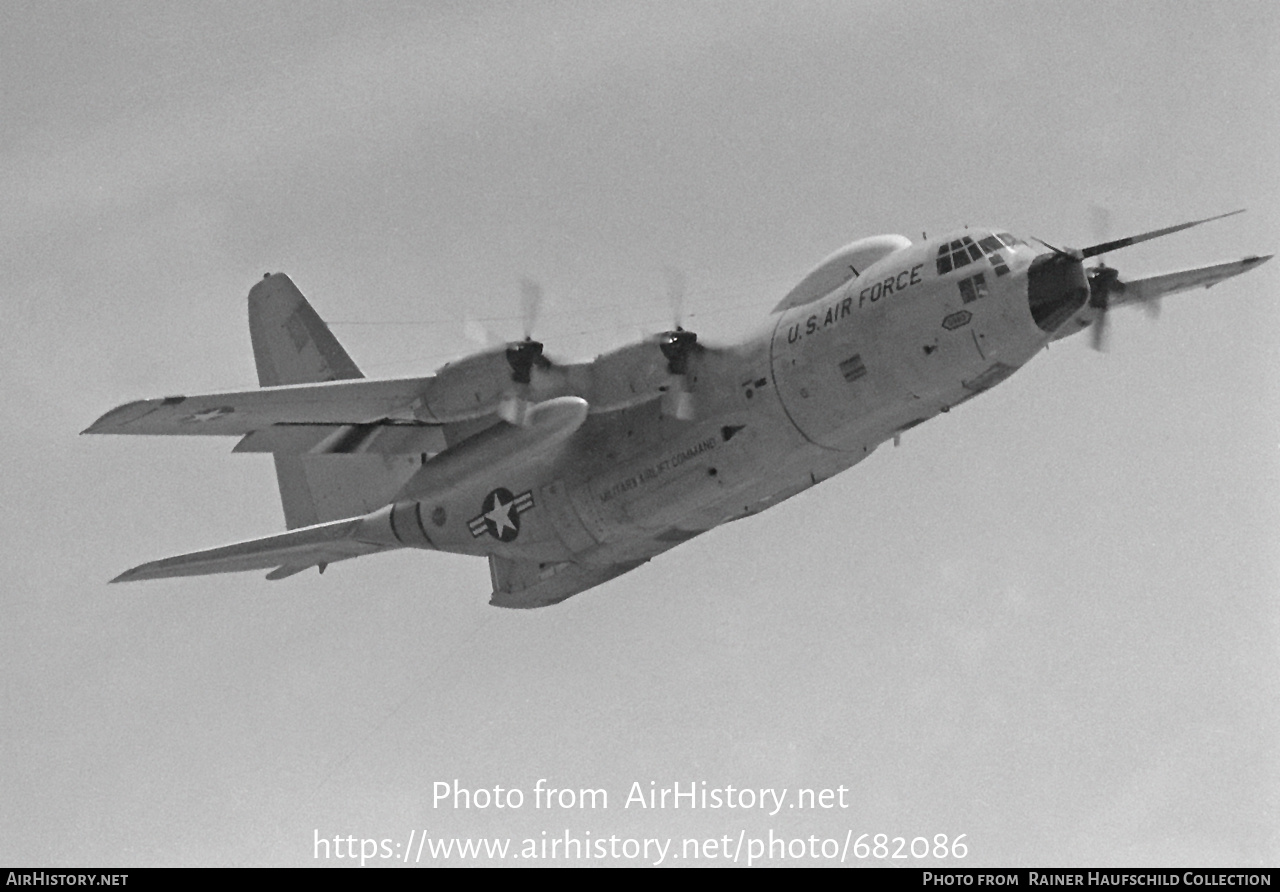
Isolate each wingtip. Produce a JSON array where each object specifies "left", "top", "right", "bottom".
[
  {"left": 82, "top": 415, "right": 114, "bottom": 435},
  {"left": 82, "top": 399, "right": 160, "bottom": 435},
  {"left": 110, "top": 562, "right": 159, "bottom": 583}
]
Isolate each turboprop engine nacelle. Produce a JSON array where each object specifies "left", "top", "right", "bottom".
[{"left": 415, "top": 342, "right": 560, "bottom": 423}]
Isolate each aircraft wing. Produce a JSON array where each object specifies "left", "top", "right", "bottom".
[
  {"left": 1115, "top": 254, "right": 1272, "bottom": 309},
  {"left": 83, "top": 377, "right": 434, "bottom": 436},
  {"left": 82, "top": 377, "right": 450, "bottom": 455},
  {"left": 110, "top": 516, "right": 392, "bottom": 583}
]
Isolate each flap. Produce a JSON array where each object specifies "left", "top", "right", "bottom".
[{"left": 232, "top": 423, "right": 448, "bottom": 455}]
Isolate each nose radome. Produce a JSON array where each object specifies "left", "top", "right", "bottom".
[{"left": 1027, "top": 252, "right": 1090, "bottom": 333}]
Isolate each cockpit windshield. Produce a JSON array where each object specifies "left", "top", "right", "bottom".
[{"left": 936, "top": 232, "right": 1024, "bottom": 275}]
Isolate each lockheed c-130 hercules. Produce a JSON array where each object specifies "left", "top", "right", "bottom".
[{"left": 85, "top": 211, "right": 1270, "bottom": 607}]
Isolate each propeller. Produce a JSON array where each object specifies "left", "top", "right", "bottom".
[
  {"left": 1086, "top": 262, "right": 1124, "bottom": 351},
  {"left": 1040, "top": 209, "right": 1244, "bottom": 351},
  {"left": 519, "top": 277, "right": 543, "bottom": 341},
  {"left": 490, "top": 278, "right": 555, "bottom": 424},
  {"left": 663, "top": 266, "right": 687, "bottom": 331},
  {"left": 657, "top": 268, "right": 700, "bottom": 419},
  {"left": 1086, "top": 206, "right": 1122, "bottom": 350},
  {"left": 1079, "top": 209, "right": 1243, "bottom": 259}
]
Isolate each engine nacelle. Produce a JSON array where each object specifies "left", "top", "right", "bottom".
[
  {"left": 419, "top": 345, "right": 540, "bottom": 419},
  {"left": 416, "top": 336, "right": 709, "bottom": 423},
  {"left": 578, "top": 339, "right": 684, "bottom": 413}
]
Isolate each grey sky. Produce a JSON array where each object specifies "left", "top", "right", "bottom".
[{"left": 3, "top": 1, "right": 1277, "bottom": 866}]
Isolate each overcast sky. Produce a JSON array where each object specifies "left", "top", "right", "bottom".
[{"left": 3, "top": 0, "right": 1277, "bottom": 867}]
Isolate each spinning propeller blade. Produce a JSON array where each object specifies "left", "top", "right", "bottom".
[
  {"left": 1078, "top": 210, "right": 1244, "bottom": 350},
  {"left": 1080, "top": 209, "right": 1244, "bottom": 259},
  {"left": 501, "top": 278, "right": 558, "bottom": 424},
  {"left": 519, "top": 278, "right": 543, "bottom": 340},
  {"left": 655, "top": 267, "right": 702, "bottom": 419},
  {"left": 663, "top": 266, "right": 687, "bottom": 331}
]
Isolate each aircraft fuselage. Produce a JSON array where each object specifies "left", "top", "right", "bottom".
[
  {"left": 86, "top": 211, "right": 1268, "bottom": 603},
  {"left": 384, "top": 231, "right": 1050, "bottom": 569}
]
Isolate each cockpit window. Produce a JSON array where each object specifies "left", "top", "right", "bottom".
[
  {"left": 936, "top": 236, "right": 979, "bottom": 275},
  {"left": 989, "top": 251, "right": 1010, "bottom": 277},
  {"left": 937, "top": 232, "right": 1019, "bottom": 276}
]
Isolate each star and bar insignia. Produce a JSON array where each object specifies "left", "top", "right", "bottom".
[
  {"left": 179, "top": 406, "right": 235, "bottom": 424},
  {"left": 467, "top": 487, "right": 535, "bottom": 542}
]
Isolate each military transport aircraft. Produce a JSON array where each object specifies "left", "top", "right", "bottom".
[{"left": 85, "top": 212, "right": 1270, "bottom": 607}]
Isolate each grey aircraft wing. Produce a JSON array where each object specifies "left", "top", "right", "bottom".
[{"left": 1113, "top": 254, "right": 1272, "bottom": 309}]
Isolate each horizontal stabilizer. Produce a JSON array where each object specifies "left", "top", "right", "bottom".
[
  {"left": 1115, "top": 254, "right": 1272, "bottom": 309},
  {"left": 111, "top": 516, "right": 393, "bottom": 583}
]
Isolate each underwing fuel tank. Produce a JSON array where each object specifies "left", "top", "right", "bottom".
[{"left": 355, "top": 396, "right": 589, "bottom": 549}]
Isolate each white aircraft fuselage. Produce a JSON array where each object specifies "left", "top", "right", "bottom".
[
  {"left": 368, "top": 231, "right": 1050, "bottom": 565},
  {"left": 85, "top": 215, "right": 1268, "bottom": 607}
]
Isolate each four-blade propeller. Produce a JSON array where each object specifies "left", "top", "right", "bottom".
[
  {"left": 657, "top": 267, "right": 702, "bottom": 419},
  {"left": 1040, "top": 209, "right": 1244, "bottom": 351},
  {"left": 461, "top": 277, "right": 556, "bottom": 425}
]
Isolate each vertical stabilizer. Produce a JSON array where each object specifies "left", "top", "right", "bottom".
[
  {"left": 247, "top": 274, "right": 418, "bottom": 529},
  {"left": 249, "top": 273, "right": 364, "bottom": 387}
]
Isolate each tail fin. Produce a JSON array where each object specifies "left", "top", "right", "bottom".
[
  {"left": 249, "top": 273, "right": 364, "bottom": 387},
  {"left": 248, "top": 274, "right": 418, "bottom": 529}
]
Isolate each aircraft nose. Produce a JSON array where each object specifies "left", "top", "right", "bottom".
[{"left": 1026, "top": 251, "right": 1089, "bottom": 333}]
